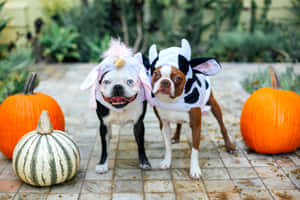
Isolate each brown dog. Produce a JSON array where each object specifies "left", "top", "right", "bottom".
[{"left": 144, "top": 39, "right": 235, "bottom": 179}]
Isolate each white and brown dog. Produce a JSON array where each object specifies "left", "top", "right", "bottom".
[{"left": 143, "top": 39, "right": 235, "bottom": 179}]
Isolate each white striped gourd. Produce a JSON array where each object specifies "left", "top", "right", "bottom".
[{"left": 12, "top": 110, "right": 80, "bottom": 186}]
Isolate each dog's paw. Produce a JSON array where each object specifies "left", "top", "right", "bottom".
[
  {"left": 139, "top": 162, "right": 152, "bottom": 170},
  {"left": 95, "top": 163, "right": 108, "bottom": 174},
  {"left": 171, "top": 138, "right": 180, "bottom": 144},
  {"left": 160, "top": 158, "right": 171, "bottom": 169},
  {"left": 190, "top": 165, "right": 202, "bottom": 179},
  {"left": 226, "top": 143, "right": 236, "bottom": 154}
]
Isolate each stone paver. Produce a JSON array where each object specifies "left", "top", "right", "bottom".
[{"left": 0, "top": 63, "right": 300, "bottom": 199}]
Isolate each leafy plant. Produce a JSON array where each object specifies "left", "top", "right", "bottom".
[
  {"left": 0, "top": 0, "right": 11, "bottom": 57},
  {"left": 205, "top": 30, "right": 290, "bottom": 62},
  {"left": 0, "top": 47, "right": 36, "bottom": 103},
  {"left": 241, "top": 67, "right": 300, "bottom": 95},
  {"left": 39, "top": 21, "right": 80, "bottom": 62},
  {"left": 84, "top": 34, "right": 110, "bottom": 62}
]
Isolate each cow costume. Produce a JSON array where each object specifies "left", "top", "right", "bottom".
[{"left": 143, "top": 39, "right": 222, "bottom": 112}]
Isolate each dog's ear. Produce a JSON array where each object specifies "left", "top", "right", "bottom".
[
  {"left": 179, "top": 39, "right": 191, "bottom": 61},
  {"left": 190, "top": 58, "right": 221, "bottom": 76},
  {"left": 149, "top": 44, "right": 158, "bottom": 65},
  {"left": 178, "top": 39, "right": 191, "bottom": 75},
  {"left": 80, "top": 63, "right": 102, "bottom": 91}
]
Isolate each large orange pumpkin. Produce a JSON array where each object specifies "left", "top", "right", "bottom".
[
  {"left": 241, "top": 67, "right": 300, "bottom": 154},
  {"left": 0, "top": 72, "right": 65, "bottom": 158}
]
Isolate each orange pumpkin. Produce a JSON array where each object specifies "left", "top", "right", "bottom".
[
  {"left": 0, "top": 72, "right": 65, "bottom": 158},
  {"left": 240, "top": 67, "right": 300, "bottom": 154}
]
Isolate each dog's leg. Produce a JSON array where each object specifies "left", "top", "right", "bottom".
[
  {"left": 207, "top": 92, "right": 235, "bottom": 153},
  {"left": 171, "top": 124, "right": 182, "bottom": 144},
  {"left": 160, "top": 120, "right": 172, "bottom": 169},
  {"left": 189, "top": 107, "right": 202, "bottom": 179},
  {"left": 134, "top": 101, "right": 151, "bottom": 169},
  {"left": 134, "top": 118, "right": 151, "bottom": 170},
  {"left": 153, "top": 107, "right": 163, "bottom": 130},
  {"left": 96, "top": 122, "right": 111, "bottom": 174}
]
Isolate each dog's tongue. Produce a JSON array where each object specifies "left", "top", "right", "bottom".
[{"left": 111, "top": 96, "right": 126, "bottom": 103}]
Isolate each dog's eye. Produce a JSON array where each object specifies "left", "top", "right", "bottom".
[
  {"left": 154, "top": 71, "right": 159, "bottom": 77},
  {"left": 103, "top": 80, "right": 111, "bottom": 85},
  {"left": 127, "top": 79, "right": 134, "bottom": 86},
  {"left": 175, "top": 76, "right": 182, "bottom": 82}
]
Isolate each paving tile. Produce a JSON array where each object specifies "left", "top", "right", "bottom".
[
  {"left": 209, "top": 192, "right": 241, "bottom": 200},
  {"left": 143, "top": 170, "right": 171, "bottom": 180},
  {"left": 171, "top": 169, "right": 191, "bottom": 180},
  {"left": 112, "top": 193, "right": 143, "bottom": 200},
  {"left": 204, "top": 180, "right": 235, "bottom": 193},
  {"left": 79, "top": 193, "right": 111, "bottom": 200},
  {"left": 114, "top": 180, "right": 142, "bottom": 193},
  {"left": 81, "top": 180, "right": 112, "bottom": 194},
  {"left": 263, "top": 177, "right": 296, "bottom": 190},
  {"left": 145, "top": 193, "right": 175, "bottom": 200},
  {"left": 198, "top": 150, "right": 220, "bottom": 158},
  {"left": 0, "top": 165, "right": 19, "bottom": 180},
  {"left": 115, "top": 169, "right": 142, "bottom": 180},
  {"left": 271, "top": 190, "right": 300, "bottom": 200},
  {"left": 202, "top": 168, "right": 230, "bottom": 180},
  {"left": 241, "top": 190, "right": 273, "bottom": 200},
  {"left": 172, "top": 142, "right": 190, "bottom": 150},
  {"left": 274, "top": 157, "right": 296, "bottom": 167},
  {"left": 172, "top": 159, "right": 190, "bottom": 168},
  {"left": 254, "top": 166, "right": 286, "bottom": 178},
  {"left": 172, "top": 150, "right": 191, "bottom": 158},
  {"left": 177, "top": 192, "right": 209, "bottom": 200},
  {"left": 144, "top": 180, "right": 173, "bottom": 193},
  {"left": 116, "top": 159, "right": 139, "bottom": 169},
  {"left": 47, "top": 193, "right": 78, "bottom": 200},
  {"left": 228, "top": 167, "right": 257, "bottom": 179},
  {"left": 19, "top": 183, "right": 50, "bottom": 194},
  {"left": 222, "top": 157, "right": 251, "bottom": 168},
  {"left": 85, "top": 169, "right": 113, "bottom": 180},
  {"left": 199, "top": 158, "right": 224, "bottom": 168},
  {"left": 250, "top": 158, "right": 276, "bottom": 167},
  {"left": 233, "top": 178, "right": 266, "bottom": 191},
  {"left": 118, "top": 150, "right": 139, "bottom": 159},
  {"left": 174, "top": 180, "right": 206, "bottom": 193},
  {"left": 0, "top": 193, "right": 14, "bottom": 200},
  {"left": 0, "top": 180, "right": 22, "bottom": 192},
  {"left": 49, "top": 173, "right": 84, "bottom": 194},
  {"left": 14, "top": 193, "right": 47, "bottom": 200},
  {"left": 290, "top": 155, "right": 300, "bottom": 166},
  {"left": 119, "top": 142, "right": 138, "bottom": 150},
  {"left": 281, "top": 166, "right": 300, "bottom": 189}
]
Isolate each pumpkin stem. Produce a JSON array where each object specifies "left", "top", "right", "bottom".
[
  {"left": 267, "top": 66, "right": 281, "bottom": 89},
  {"left": 36, "top": 110, "right": 53, "bottom": 134},
  {"left": 23, "top": 72, "right": 37, "bottom": 94}
]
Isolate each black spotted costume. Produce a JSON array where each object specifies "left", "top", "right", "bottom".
[{"left": 144, "top": 39, "right": 222, "bottom": 113}]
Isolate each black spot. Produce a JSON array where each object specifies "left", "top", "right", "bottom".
[
  {"left": 150, "top": 56, "right": 159, "bottom": 75},
  {"left": 151, "top": 92, "right": 155, "bottom": 97},
  {"left": 184, "top": 79, "right": 194, "bottom": 94},
  {"left": 178, "top": 55, "right": 189, "bottom": 75},
  {"left": 184, "top": 88, "right": 199, "bottom": 104},
  {"left": 142, "top": 54, "right": 151, "bottom": 71},
  {"left": 96, "top": 101, "right": 109, "bottom": 118},
  {"left": 205, "top": 80, "right": 209, "bottom": 89}
]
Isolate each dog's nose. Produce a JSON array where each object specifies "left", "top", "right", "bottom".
[
  {"left": 161, "top": 79, "right": 171, "bottom": 88},
  {"left": 112, "top": 84, "right": 124, "bottom": 96}
]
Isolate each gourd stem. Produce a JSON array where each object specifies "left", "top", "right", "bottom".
[
  {"left": 23, "top": 72, "right": 37, "bottom": 94},
  {"left": 36, "top": 110, "right": 53, "bottom": 134},
  {"left": 267, "top": 66, "right": 281, "bottom": 89}
]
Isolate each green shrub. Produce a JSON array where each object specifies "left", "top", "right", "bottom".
[
  {"left": 0, "top": 0, "right": 11, "bottom": 58},
  {"left": 0, "top": 47, "right": 36, "bottom": 103},
  {"left": 84, "top": 34, "right": 110, "bottom": 62},
  {"left": 241, "top": 67, "right": 300, "bottom": 95},
  {"left": 205, "top": 30, "right": 290, "bottom": 62},
  {"left": 39, "top": 21, "right": 80, "bottom": 62},
  {"left": 58, "top": 0, "right": 111, "bottom": 62}
]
